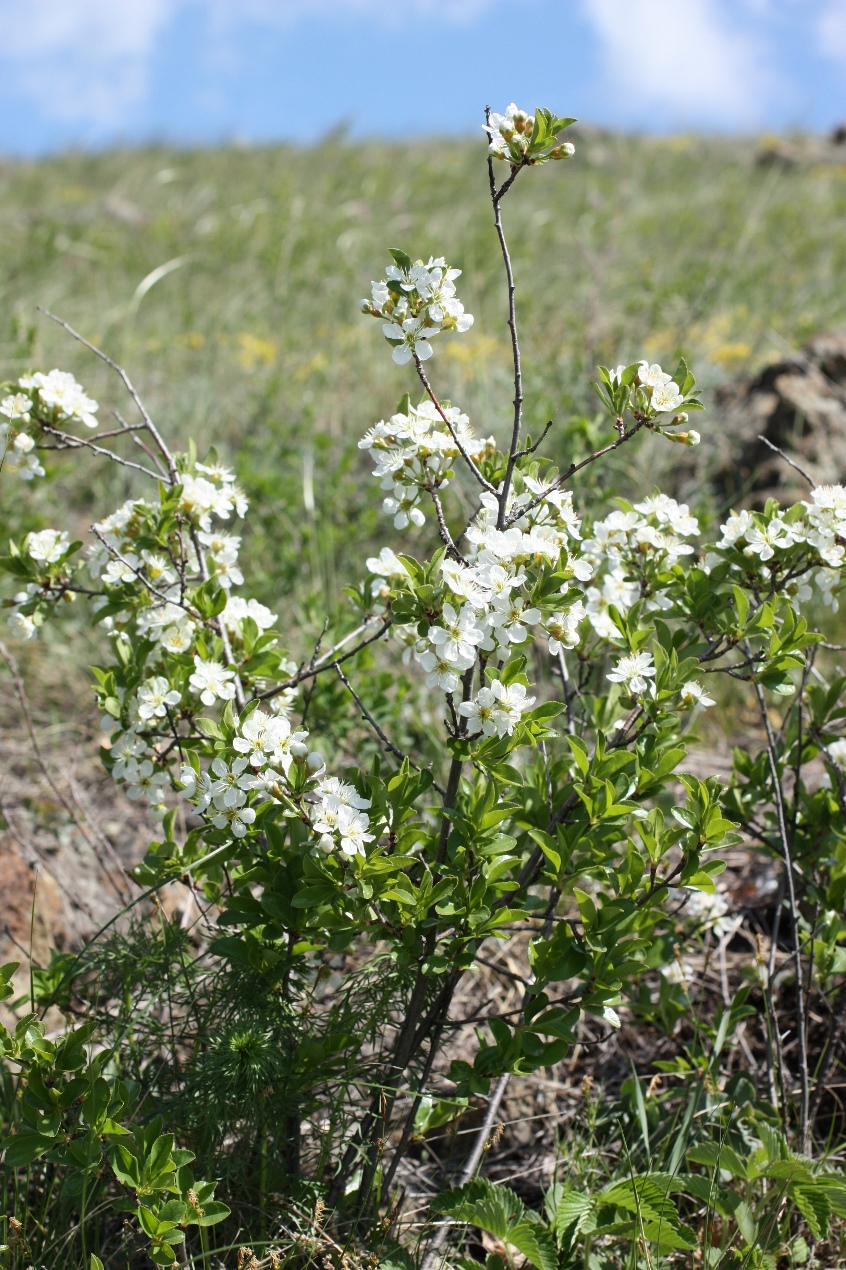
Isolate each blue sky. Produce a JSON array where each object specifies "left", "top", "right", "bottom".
[{"left": 0, "top": 0, "right": 844, "bottom": 154}]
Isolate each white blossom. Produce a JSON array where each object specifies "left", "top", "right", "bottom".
[
  {"left": 189, "top": 656, "right": 237, "bottom": 706},
  {"left": 362, "top": 257, "right": 474, "bottom": 363},
  {"left": 458, "top": 678, "right": 536, "bottom": 739},
  {"left": 137, "top": 676, "right": 181, "bottom": 720},
  {"left": 160, "top": 623, "right": 195, "bottom": 654},
  {"left": 429, "top": 603, "right": 484, "bottom": 668},
  {"left": 383, "top": 484, "right": 426, "bottom": 530},
  {"left": 650, "top": 381, "right": 684, "bottom": 413},
  {"left": 416, "top": 648, "right": 461, "bottom": 694},
  {"left": 679, "top": 680, "right": 716, "bottom": 709},
  {"left": 316, "top": 776, "right": 371, "bottom": 811},
  {"left": 208, "top": 756, "right": 253, "bottom": 809},
  {"left": 210, "top": 804, "right": 256, "bottom": 837},
  {"left": 19, "top": 369, "right": 99, "bottom": 429},
  {"left": 545, "top": 601, "right": 585, "bottom": 654},
  {"left": 606, "top": 650, "right": 655, "bottom": 695},
  {"left": 123, "top": 758, "right": 169, "bottom": 804},
  {"left": 1, "top": 393, "right": 31, "bottom": 420},
  {"left": 25, "top": 528, "right": 69, "bottom": 564},
  {"left": 718, "top": 510, "right": 753, "bottom": 548},
  {"left": 222, "top": 595, "right": 278, "bottom": 633},
  {"left": 109, "top": 730, "right": 149, "bottom": 779},
  {"left": 7, "top": 610, "right": 36, "bottom": 639},
  {"left": 638, "top": 362, "right": 673, "bottom": 389},
  {"left": 743, "top": 519, "right": 793, "bottom": 562}
]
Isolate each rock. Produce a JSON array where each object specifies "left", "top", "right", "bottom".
[{"left": 712, "top": 332, "right": 846, "bottom": 506}]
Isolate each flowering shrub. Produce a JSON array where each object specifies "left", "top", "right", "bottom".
[{"left": 2, "top": 103, "right": 846, "bottom": 1267}]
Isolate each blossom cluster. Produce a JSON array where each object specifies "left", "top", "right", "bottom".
[
  {"left": 484, "top": 103, "right": 574, "bottom": 164},
  {"left": 458, "top": 677, "right": 535, "bottom": 738},
  {"left": 2, "top": 369, "right": 100, "bottom": 482},
  {"left": 604, "top": 648, "right": 715, "bottom": 712},
  {"left": 360, "top": 255, "right": 474, "bottom": 364},
  {"left": 578, "top": 494, "right": 700, "bottom": 639},
  {"left": 177, "top": 711, "right": 375, "bottom": 857},
  {"left": 84, "top": 461, "right": 252, "bottom": 654},
  {"left": 359, "top": 400, "right": 495, "bottom": 529},
  {"left": 367, "top": 477, "right": 589, "bottom": 691},
  {"left": 611, "top": 361, "right": 686, "bottom": 419},
  {"left": 600, "top": 359, "right": 700, "bottom": 445},
  {"left": 2, "top": 374, "right": 382, "bottom": 866},
  {"left": 714, "top": 485, "right": 845, "bottom": 610}
]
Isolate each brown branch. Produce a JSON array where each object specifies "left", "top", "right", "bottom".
[
  {"left": 38, "top": 307, "right": 179, "bottom": 484},
  {"left": 413, "top": 357, "right": 497, "bottom": 494}
]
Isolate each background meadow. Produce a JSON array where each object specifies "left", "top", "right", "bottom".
[{"left": 3, "top": 130, "right": 846, "bottom": 633}]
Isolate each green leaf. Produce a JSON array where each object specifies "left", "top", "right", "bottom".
[
  {"left": 389, "top": 247, "right": 413, "bottom": 272},
  {"left": 554, "top": 1189, "right": 593, "bottom": 1236},
  {"left": 291, "top": 883, "right": 337, "bottom": 908},
  {"left": 732, "top": 584, "right": 750, "bottom": 628},
  {"left": 2, "top": 1130, "right": 58, "bottom": 1166},
  {"left": 432, "top": 1180, "right": 557, "bottom": 1270}
]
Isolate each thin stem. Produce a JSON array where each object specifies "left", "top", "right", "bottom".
[
  {"left": 38, "top": 308, "right": 180, "bottom": 483},
  {"left": 485, "top": 107, "right": 524, "bottom": 530},
  {"left": 91, "top": 527, "right": 202, "bottom": 619},
  {"left": 114, "top": 409, "right": 170, "bottom": 479},
  {"left": 757, "top": 435, "right": 815, "bottom": 487},
  {"left": 38, "top": 423, "right": 162, "bottom": 481},
  {"left": 515, "top": 419, "right": 552, "bottom": 458},
  {"left": 426, "top": 484, "right": 464, "bottom": 561},
  {"left": 334, "top": 662, "right": 446, "bottom": 796},
  {"left": 0, "top": 639, "right": 132, "bottom": 904},
  {"left": 414, "top": 357, "right": 497, "bottom": 494},
  {"left": 259, "top": 618, "right": 392, "bottom": 699},
  {"left": 748, "top": 644, "right": 811, "bottom": 1152},
  {"left": 504, "top": 417, "right": 648, "bottom": 528}
]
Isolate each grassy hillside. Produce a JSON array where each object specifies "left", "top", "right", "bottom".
[{"left": 2, "top": 131, "right": 845, "bottom": 629}]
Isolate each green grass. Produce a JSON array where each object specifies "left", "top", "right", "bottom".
[{"left": 2, "top": 131, "right": 845, "bottom": 635}]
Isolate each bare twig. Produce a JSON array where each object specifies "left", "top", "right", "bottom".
[
  {"left": 747, "top": 642, "right": 811, "bottom": 1152},
  {"left": 114, "top": 410, "right": 169, "bottom": 479},
  {"left": 259, "top": 618, "right": 392, "bottom": 699},
  {"left": 38, "top": 423, "right": 162, "bottom": 481},
  {"left": 426, "top": 485, "right": 465, "bottom": 562},
  {"left": 515, "top": 419, "right": 553, "bottom": 458},
  {"left": 504, "top": 418, "right": 648, "bottom": 528},
  {"left": 333, "top": 662, "right": 446, "bottom": 796},
  {"left": 757, "top": 435, "right": 815, "bottom": 488},
  {"left": 0, "top": 641, "right": 133, "bottom": 904},
  {"left": 485, "top": 106, "right": 525, "bottom": 530},
  {"left": 38, "top": 308, "right": 179, "bottom": 483},
  {"left": 414, "top": 357, "right": 497, "bottom": 494}
]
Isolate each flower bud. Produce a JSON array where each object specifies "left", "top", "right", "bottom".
[
  {"left": 551, "top": 142, "right": 575, "bottom": 160},
  {"left": 290, "top": 740, "right": 309, "bottom": 759},
  {"left": 669, "top": 412, "right": 688, "bottom": 427},
  {"left": 666, "top": 430, "right": 700, "bottom": 447},
  {"left": 306, "top": 750, "right": 325, "bottom": 772}
]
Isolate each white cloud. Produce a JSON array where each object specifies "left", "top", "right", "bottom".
[
  {"left": 0, "top": 0, "right": 496, "bottom": 130},
  {"left": 0, "top": 0, "right": 176, "bottom": 126},
  {"left": 580, "top": 0, "right": 777, "bottom": 127},
  {"left": 816, "top": 0, "right": 846, "bottom": 65}
]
